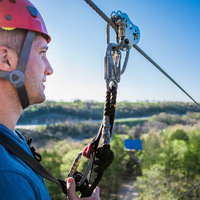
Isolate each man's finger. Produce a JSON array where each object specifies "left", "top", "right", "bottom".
[
  {"left": 93, "top": 187, "right": 100, "bottom": 197},
  {"left": 66, "top": 177, "right": 77, "bottom": 200}
]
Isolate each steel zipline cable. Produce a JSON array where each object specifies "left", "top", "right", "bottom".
[
  {"left": 132, "top": 45, "right": 200, "bottom": 107},
  {"left": 84, "top": 0, "right": 200, "bottom": 108},
  {"left": 84, "top": 0, "right": 118, "bottom": 33}
]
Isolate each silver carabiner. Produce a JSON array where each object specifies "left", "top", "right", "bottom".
[
  {"left": 120, "top": 43, "right": 130, "bottom": 75},
  {"left": 104, "top": 43, "right": 121, "bottom": 91},
  {"left": 104, "top": 42, "right": 130, "bottom": 91}
]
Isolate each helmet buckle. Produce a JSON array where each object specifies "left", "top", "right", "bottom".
[{"left": 9, "top": 70, "right": 25, "bottom": 88}]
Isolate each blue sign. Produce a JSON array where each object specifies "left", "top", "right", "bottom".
[{"left": 124, "top": 139, "right": 143, "bottom": 151}]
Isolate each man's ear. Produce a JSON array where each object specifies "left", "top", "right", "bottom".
[{"left": 0, "top": 46, "right": 18, "bottom": 72}]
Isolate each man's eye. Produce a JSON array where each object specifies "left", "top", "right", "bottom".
[
  {"left": 40, "top": 50, "right": 46, "bottom": 55},
  {"left": 40, "top": 47, "right": 48, "bottom": 55}
]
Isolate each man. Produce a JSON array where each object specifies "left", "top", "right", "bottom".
[{"left": 0, "top": 0, "right": 100, "bottom": 199}]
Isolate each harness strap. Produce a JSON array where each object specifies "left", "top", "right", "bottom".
[{"left": 0, "top": 133, "right": 67, "bottom": 195}]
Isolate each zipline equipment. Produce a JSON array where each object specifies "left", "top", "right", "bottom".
[
  {"left": 67, "top": 85, "right": 116, "bottom": 197},
  {"left": 84, "top": 0, "right": 200, "bottom": 108},
  {"left": 67, "top": 0, "right": 200, "bottom": 197},
  {"left": 67, "top": 2, "right": 141, "bottom": 198}
]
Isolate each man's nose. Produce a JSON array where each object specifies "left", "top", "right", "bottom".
[{"left": 45, "top": 59, "right": 53, "bottom": 76}]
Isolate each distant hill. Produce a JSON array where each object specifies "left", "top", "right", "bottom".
[{"left": 18, "top": 100, "right": 200, "bottom": 125}]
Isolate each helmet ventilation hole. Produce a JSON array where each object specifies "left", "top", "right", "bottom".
[
  {"left": 9, "top": 0, "right": 16, "bottom": 3},
  {"left": 5, "top": 14, "right": 12, "bottom": 21},
  {"left": 27, "top": 5, "right": 38, "bottom": 17}
]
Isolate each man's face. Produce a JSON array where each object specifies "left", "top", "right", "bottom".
[{"left": 24, "top": 34, "right": 53, "bottom": 105}]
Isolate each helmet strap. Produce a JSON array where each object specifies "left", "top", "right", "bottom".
[
  {"left": 0, "top": 30, "right": 35, "bottom": 109},
  {"left": 14, "top": 30, "right": 35, "bottom": 109}
]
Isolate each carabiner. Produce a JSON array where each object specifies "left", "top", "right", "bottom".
[
  {"left": 104, "top": 43, "right": 121, "bottom": 91},
  {"left": 104, "top": 41, "right": 130, "bottom": 91},
  {"left": 77, "top": 152, "right": 95, "bottom": 186},
  {"left": 68, "top": 152, "right": 95, "bottom": 187},
  {"left": 120, "top": 43, "right": 130, "bottom": 75}
]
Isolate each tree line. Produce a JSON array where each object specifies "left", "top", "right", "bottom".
[{"left": 18, "top": 100, "right": 200, "bottom": 124}]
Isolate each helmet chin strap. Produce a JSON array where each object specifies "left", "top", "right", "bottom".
[{"left": 0, "top": 31, "right": 35, "bottom": 109}]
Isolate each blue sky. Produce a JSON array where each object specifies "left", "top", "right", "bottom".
[{"left": 31, "top": 0, "right": 200, "bottom": 103}]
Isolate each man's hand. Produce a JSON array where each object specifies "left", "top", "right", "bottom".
[{"left": 66, "top": 177, "right": 101, "bottom": 200}]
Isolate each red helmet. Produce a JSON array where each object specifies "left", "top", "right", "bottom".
[
  {"left": 0, "top": 0, "right": 51, "bottom": 43},
  {"left": 0, "top": 0, "right": 51, "bottom": 109}
]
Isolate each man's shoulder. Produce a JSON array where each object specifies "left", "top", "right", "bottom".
[
  {"left": 0, "top": 144, "right": 31, "bottom": 173},
  {"left": 0, "top": 145, "right": 51, "bottom": 200},
  {"left": 0, "top": 145, "right": 36, "bottom": 194}
]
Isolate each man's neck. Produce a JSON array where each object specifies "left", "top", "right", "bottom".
[
  {"left": 0, "top": 107, "right": 22, "bottom": 133},
  {"left": 0, "top": 81, "right": 23, "bottom": 133},
  {"left": 0, "top": 97, "right": 22, "bottom": 133}
]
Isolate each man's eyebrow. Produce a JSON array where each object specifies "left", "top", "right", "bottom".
[{"left": 40, "top": 45, "right": 49, "bottom": 50}]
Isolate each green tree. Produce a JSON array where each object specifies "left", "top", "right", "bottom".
[
  {"left": 170, "top": 129, "right": 189, "bottom": 142},
  {"left": 141, "top": 133, "right": 162, "bottom": 169},
  {"left": 184, "top": 131, "right": 200, "bottom": 177},
  {"left": 40, "top": 150, "right": 65, "bottom": 200}
]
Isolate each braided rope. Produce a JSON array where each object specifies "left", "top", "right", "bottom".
[
  {"left": 104, "top": 90, "right": 111, "bottom": 116},
  {"left": 109, "top": 85, "right": 117, "bottom": 134}
]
